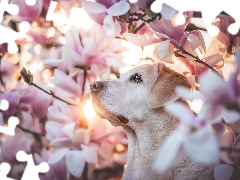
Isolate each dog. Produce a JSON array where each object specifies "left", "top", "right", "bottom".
[{"left": 90, "top": 63, "right": 216, "bottom": 180}]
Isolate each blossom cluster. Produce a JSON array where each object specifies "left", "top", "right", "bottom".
[{"left": 0, "top": 0, "right": 240, "bottom": 179}]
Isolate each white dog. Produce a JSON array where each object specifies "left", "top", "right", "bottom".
[{"left": 90, "top": 63, "right": 216, "bottom": 180}]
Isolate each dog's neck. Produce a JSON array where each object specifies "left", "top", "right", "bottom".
[{"left": 121, "top": 107, "right": 179, "bottom": 180}]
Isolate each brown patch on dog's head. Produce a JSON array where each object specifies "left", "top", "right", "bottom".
[{"left": 147, "top": 63, "right": 191, "bottom": 108}]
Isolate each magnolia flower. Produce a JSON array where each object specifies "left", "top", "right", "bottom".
[
  {"left": 0, "top": 132, "right": 34, "bottom": 179},
  {"left": 45, "top": 115, "right": 124, "bottom": 178},
  {"left": 177, "top": 39, "right": 225, "bottom": 86},
  {"left": 1, "top": 84, "right": 52, "bottom": 123},
  {"left": 214, "top": 14, "right": 240, "bottom": 54},
  {"left": 124, "top": 12, "right": 206, "bottom": 64},
  {"left": 153, "top": 102, "right": 219, "bottom": 173},
  {"left": 42, "top": 26, "right": 124, "bottom": 98},
  {"left": 82, "top": 0, "right": 130, "bottom": 36},
  {"left": 11, "top": 0, "right": 44, "bottom": 23},
  {"left": 34, "top": 149, "right": 68, "bottom": 180},
  {"left": 176, "top": 70, "right": 240, "bottom": 128},
  {"left": 214, "top": 125, "right": 240, "bottom": 180}
]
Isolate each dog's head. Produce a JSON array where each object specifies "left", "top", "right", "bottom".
[{"left": 90, "top": 63, "right": 190, "bottom": 127}]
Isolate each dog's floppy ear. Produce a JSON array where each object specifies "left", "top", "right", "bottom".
[{"left": 147, "top": 63, "right": 191, "bottom": 108}]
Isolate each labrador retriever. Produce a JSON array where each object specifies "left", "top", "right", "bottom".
[{"left": 90, "top": 63, "right": 216, "bottom": 180}]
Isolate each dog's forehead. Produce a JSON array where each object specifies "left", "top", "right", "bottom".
[{"left": 121, "top": 64, "right": 155, "bottom": 78}]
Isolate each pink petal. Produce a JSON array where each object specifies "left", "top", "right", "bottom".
[
  {"left": 205, "top": 54, "right": 224, "bottom": 69},
  {"left": 66, "top": 150, "right": 85, "bottom": 178},
  {"left": 48, "top": 105, "right": 70, "bottom": 122},
  {"left": 222, "top": 109, "right": 240, "bottom": 123},
  {"left": 204, "top": 41, "right": 227, "bottom": 57},
  {"left": 184, "top": 126, "right": 220, "bottom": 164},
  {"left": 50, "top": 138, "right": 73, "bottom": 148},
  {"left": 48, "top": 148, "right": 69, "bottom": 164},
  {"left": 62, "top": 123, "right": 76, "bottom": 142},
  {"left": 82, "top": 145, "right": 98, "bottom": 164},
  {"left": 228, "top": 120, "right": 240, "bottom": 134},
  {"left": 96, "top": 142, "right": 114, "bottom": 161},
  {"left": 45, "top": 121, "right": 65, "bottom": 141},
  {"left": 54, "top": 69, "right": 81, "bottom": 97},
  {"left": 40, "top": 59, "right": 64, "bottom": 67},
  {"left": 72, "top": 128, "right": 90, "bottom": 145},
  {"left": 164, "top": 102, "right": 199, "bottom": 127},
  {"left": 123, "top": 33, "right": 161, "bottom": 46},
  {"left": 62, "top": 46, "right": 84, "bottom": 66},
  {"left": 187, "top": 30, "right": 206, "bottom": 53},
  {"left": 103, "top": 15, "right": 115, "bottom": 37},
  {"left": 156, "top": 40, "right": 174, "bottom": 63},
  {"left": 175, "top": 86, "right": 202, "bottom": 101},
  {"left": 107, "top": 1, "right": 130, "bottom": 16},
  {"left": 199, "top": 72, "right": 225, "bottom": 98},
  {"left": 82, "top": 1, "right": 107, "bottom": 13},
  {"left": 214, "top": 164, "right": 234, "bottom": 180},
  {"left": 65, "top": 26, "right": 83, "bottom": 55},
  {"left": 160, "top": 3, "right": 178, "bottom": 20}
]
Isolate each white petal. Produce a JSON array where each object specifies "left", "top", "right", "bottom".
[
  {"left": 123, "top": 33, "right": 160, "bottom": 46},
  {"left": 40, "top": 59, "right": 64, "bottom": 67},
  {"left": 107, "top": 1, "right": 130, "bottom": 16},
  {"left": 164, "top": 102, "right": 197, "bottom": 126},
  {"left": 48, "top": 148, "right": 69, "bottom": 164},
  {"left": 199, "top": 72, "right": 224, "bottom": 97},
  {"left": 184, "top": 126, "right": 219, "bottom": 164},
  {"left": 222, "top": 109, "right": 240, "bottom": 123},
  {"left": 50, "top": 138, "right": 73, "bottom": 148},
  {"left": 175, "top": 86, "right": 202, "bottom": 101},
  {"left": 82, "top": 1, "right": 107, "bottom": 13},
  {"left": 66, "top": 150, "right": 85, "bottom": 178},
  {"left": 103, "top": 15, "right": 115, "bottom": 37},
  {"left": 214, "top": 164, "right": 234, "bottom": 180},
  {"left": 153, "top": 130, "right": 185, "bottom": 172},
  {"left": 82, "top": 145, "right": 98, "bottom": 164},
  {"left": 62, "top": 122, "right": 76, "bottom": 141},
  {"left": 156, "top": 40, "right": 174, "bottom": 62}
]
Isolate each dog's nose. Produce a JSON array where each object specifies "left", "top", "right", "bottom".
[{"left": 90, "top": 81, "right": 103, "bottom": 91}]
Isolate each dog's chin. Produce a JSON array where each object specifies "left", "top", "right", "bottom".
[{"left": 92, "top": 100, "right": 129, "bottom": 126}]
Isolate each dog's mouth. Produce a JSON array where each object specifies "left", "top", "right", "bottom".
[{"left": 91, "top": 98, "right": 129, "bottom": 125}]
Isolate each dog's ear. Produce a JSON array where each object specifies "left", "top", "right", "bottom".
[{"left": 147, "top": 63, "right": 191, "bottom": 108}]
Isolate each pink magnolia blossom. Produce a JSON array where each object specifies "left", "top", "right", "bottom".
[
  {"left": 45, "top": 113, "right": 125, "bottom": 178},
  {"left": 214, "top": 125, "right": 240, "bottom": 180},
  {"left": 1, "top": 84, "right": 52, "bottom": 123},
  {"left": 34, "top": 149, "right": 68, "bottom": 180},
  {"left": 82, "top": 0, "right": 130, "bottom": 36},
  {"left": 124, "top": 12, "right": 206, "bottom": 64},
  {"left": 214, "top": 14, "right": 240, "bottom": 54},
  {"left": 42, "top": 26, "right": 124, "bottom": 98},
  {"left": 176, "top": 70, "right": 240, "bottom": 129},
  {"left": 177, "top": 39, "right": 225, "bottom": 86},
  {"left": 0, "top": 132, "right": 34, "bottom": 179},
  {"left": 11, "top": 0, "right": 44, "bottom": 23},
  {"left": 154, "top": 102, "right": 219, "bottom": 173}
]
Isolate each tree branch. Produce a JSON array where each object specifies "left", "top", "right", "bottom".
[{"left": 176, "top": 48, "right": 223, "bottom": 79}]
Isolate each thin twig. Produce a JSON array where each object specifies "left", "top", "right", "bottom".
[
  {"left": 31, "top": 83, "right": 78, "bottom": 106},
  {"left": 179, "top": 47, "right": 223, "bottom": 78},
  {"left": 17, "top": 125, "right": 45, "bottom": 136},
  {"left": 133, "top": 22, "right": 146, "bottom": 34},
  {"left": 17, "top": 125, "right": 44, "bottom": 144}
]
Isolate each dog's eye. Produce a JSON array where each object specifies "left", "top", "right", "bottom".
[{"left": 129, "top": 73, "right": 143, "bottom": 83}]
